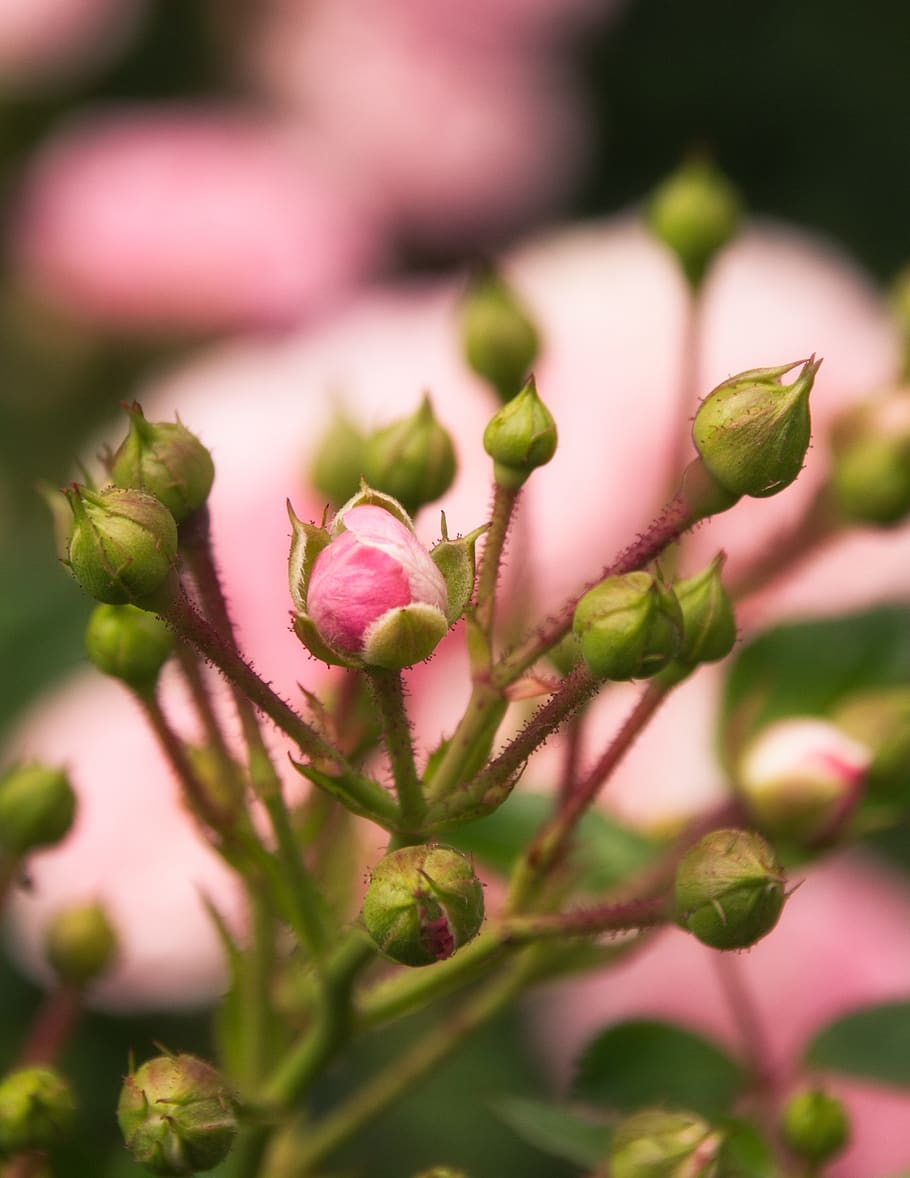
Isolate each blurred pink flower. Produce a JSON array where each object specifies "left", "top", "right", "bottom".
[
  {"left": 7, "top": 213, "right": 910, "bottom": 1172},
  {"left": 0, "top": 0, "right": 144, "bottom": 90},
  {"left": 10, "top": 108, "right": 382, "bottom": 334}
]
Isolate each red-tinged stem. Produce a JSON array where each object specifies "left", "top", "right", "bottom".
[{"left": 17, "top": 984, "right": 82, "bottom": 1066}]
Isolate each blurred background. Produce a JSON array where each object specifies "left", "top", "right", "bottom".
[{"left": 2, "top": 1, "right": 910, "bottom": 1173}]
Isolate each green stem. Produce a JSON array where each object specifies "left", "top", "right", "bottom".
[
  {"left": 173, "top": 639, "right": 241, "bottom": 781},
  {"left": 367, "top": 669, "right": 425, "bottom": 829},
  {"left": 292, "top": 948, "right": 542, "bottom": 1175},
  {"left": 424, "top": 681, "right": 507, "bottom": 809},
  {"left": 262, "top": 786, "right": 331, "bottom": 961},
  {"left": 16, "top": 983, "right": 82, "bottom": 1066},
  {"left": 500, "top": 896, "right": 669, "bottom": 942},
  {"left": 0, "top": 854, "right": 20, "bottom": 911},
  {"left": 473, "top": 482, "right": 520, "bottom": 647}
]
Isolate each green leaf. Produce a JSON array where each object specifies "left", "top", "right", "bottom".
[
  {"left": 572, "top": 1020, "right": 744, "bottom": 1118},
  {"left": 494, "top": 1097, "right": 612, "bottom": 1167},
  {"left": 448, "top": 791, "right": 660, "bottom": 889},
  {"left": 720, "top": 606, "right": 910, "bottom": 768},
  {"left": 804, "top": 1001, "right": 910, "bottom": 1085}
]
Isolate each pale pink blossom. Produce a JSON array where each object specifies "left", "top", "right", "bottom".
[
  {"left": 306, "top": 504, "right": 448, "bottom": 662},
  {"left": 10, "top": 108, "right": 381, "bottom": 334},
  {"left": 0, "top": 0, "right": 144, "bottom": 90}
]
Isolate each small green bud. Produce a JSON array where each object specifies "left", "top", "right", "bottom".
[
  {"left": 829, "top": 389, "right": 910, "bottom": 525},
  {"left": 834, "top": 687, "right": 910, "bottom": 805},
  {"left": 608, "top": 1108, "right": 723, "bottom": 1178},
  {"left": 362, "top": 394, "right": 457, "bottom": 515},
  {"left": 781, "top": 1088, "right": 849, "bottom": 1164},
  {"left": 0, "top": 1066, "right": 76, "bottom": 1157},
  {"left": 361, "top": 845, "right": 484, "bottom": 967},
  {"left": 45, "top": 902, "right": 118, "bottom": 987},
  {"left": 647, "top": 158, "right": 742, "bottom": 289},
  {"left": 459, "top": 265, "right": 540, "bottom": 402},
  {"left": 64, "top": 484, "right": 178, "bottom": 607},
  {"left": 675, "top": 829, "right": 785, "bottom": 950},
  {"left": 482, "top": 375, "right": 557, "bottom": 488},
  {"left": 85, "top": 603, "right": 175, "bottom": 691},
  {"left": 735, "top": 718, "right": 870, "bottom": 844},
  {"left": 673, "top": 554, "right": 737, "bottom": 668},
  {"left": 573, "top": 571, "right": 683, "bottom": 681},
  {"left": 108, "top": 403, "right": 215, "bottom": 524},
  {"left": 692, "top": 357, "right": 821, "bottom": 498},
  {"left": 309, "top": 408, "right": 366, "bottom": 508},
  {"left": 0, "top": 763, "right": 76, "bottom": 855},
  {"left": 117, "top": 1053, "right": 238, "bottom": 1176}
]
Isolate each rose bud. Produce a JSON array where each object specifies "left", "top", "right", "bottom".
[
  {"left": 45, "top": 901, "right": 118, "bottom": 988},
  {"left": 735, "top": 717, "right": 871, "bottom": 844},
  {"left": 117, "top": 1053, "right": 238, "bottom": 1176},
  {"left": 63, "top": 484, "right": 178, "bottom": 608},
  {"left": 482, "top": 375, "right": 557, "bottom": 488},
  {"left": 607, "top": 1108, "right": 723, "bottom": 1178},
  {"left": 459, "top": 263, "right": 540, "bottom": 403},
  {"left": 829, "top": 388, "right": 910, "bottom": 526},
  {"left": 0, "top": 1066, "right": 76, "bottom": 1157},
  {"left": 0, "top": 762, "right": 76, "bottom": 855},
  {"left": 780, "top": 1087, "right": 850, "bottom": 1165},
  {"left": 573, "top": 571, "right": 683, "bottom": 681},
  {"left": 674, "top": 829, "right": 786, "bottom": 951},
  {"left": 659, "top": 554, "right": 737, "bottom": 686},
  {"left": 309, "top": 407, "right": 366, "bottom": 509},
  {"left": 108, "top": 403, "right": 215, "bottom": 524},
  {"left": 361, "top": 844, "right": 485, "bottom": 967},
  {"left": 362, "top": 394, "right": 457, "bottom": 515},
  {"left": 84, "top": 603, "right": 175, "bottom": 693},
  {"left": 305, "top": 501, "right": 448, "bottom": 670},
  {"left": 647, "top": 157, "right": 742, "bottom": 289},
  {"left": 692, "top": 357, "right": 821, "bottom": 499}
]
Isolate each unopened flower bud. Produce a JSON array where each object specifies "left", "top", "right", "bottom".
[
  {"left": 85, "top": 603, "right": 175, "bottom": 692},
  {"left": 45, "top": 902, "right": 118, "bottom": 987},
  {"left": 736, "top": 718, "right": 870, "bottom": 844},
  {"left": 608, "top": 1108, "right": 723, "bottom": 1178},
  {"left": 0, "top": 763, "right": 76, "bottom": 855},
  {"left": 64, "top": 485, "right": 178, "bottom": 607},
  {"left": 573, "top": 571, "right": 683, "bottom": 681},
  {"left": 647, "top": 159, "right": 742, "bottom": 289},
  {"left": 0, "top": 1066, "right": 76, "bottom": 1157},
  {"left": 117, "top": 1053, "right": 238, "bottom": 1176},
  {"left": 674, "top": 829, "right": 785, "bottom": 950},
  {"left": 780, "top": 1088, "right": 850, "bottom": 1165},
  {"left": 304, "top": 502, "right": 448, "bottom": 669},
  {"left": 361, "top": 844, "right": 484, "bottom": 967},
  {"left": 362, "top": 395, "right": 457, "bottom": 515},
  {"left": 692, "top": 358, "right": 821, "bottom": 499},
  {"left": 834, "top": 687, "right": 910, "bottom": 806},
  {"left": 483, "top": 375, "right": 557, "bottom": 488},
  {"left": 108, "top": 404, "right": 214, "bottom": 524},
  {"left": 309, "top": 408, "right": 366, "bottom": 508},
  {"left": 459, "top": 265, "right": 540, "bottom": 402},
  {"left": 671, "top": 554, "right": 737, "bottom": 671},
  {"left": 829, "top": 389, "right": 910, "bottom": 525}
]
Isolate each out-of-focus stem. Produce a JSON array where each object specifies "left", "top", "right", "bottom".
[{"left": 16, "top": 983, "right": 82, "bottom": 1066}]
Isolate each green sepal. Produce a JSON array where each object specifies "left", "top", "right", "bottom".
[
  {"left": 430, "top": 520, "right": 487, "bottom": 625},
  {"left": 287, "top": 501, "right": 331, "bottom": 613}
]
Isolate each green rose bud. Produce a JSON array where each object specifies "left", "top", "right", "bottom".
[
  {"left": 780, "top": 1088, "right": 850, "bottom": 1165},
  {"left": 64, "top": 485, "right": 178, "bottom": 607},
  {"left": 85, "top": 603, "right": 175, "bottom": 692},
  {"left": 829, "top": 389, "right": 910, "bottom": 525},
  {"left": 573, "top": 571, "right": 683, "bottom": 681},
  {"left": 675, "top": 829, "right": 786, "bottom": 950},
  {"left": 608, "top": 1108, "right": 723, "bottom": 1178},
  {"left": 0, "top": 1066, "right": 76, "bottom": 1157},
  {"left": 361, "top": 845, "right": 484, "bottom": 967},
  {"left": 671, "top": 554, "right": 737, "bottom": 670},
  {"left": 309, "top": 408, "right": 366, "bottom": 509},
  {"left": 108, "top": 403, "right": 215, "bottom": 524},
  {"left": 45, "top": 902, "right": 118, "bottom": 987},
  {"left": 117, "top": 1054, "right": 238, "bottom": 1176},
  {"left": 362, "top": 394, "right": 457, "bottom": 515},
  {"left": 482, "top": 375, "right": 557, "bottom": 488},
  {"left": 647, "top": 158, "right": 742, "bottom": 289},
  {"left": 692, "top": 357, "right": 821, "bottom": 499},
  {"left": 0, "top": 763, "right": 76, "bottom": 855},
  {"left": 459, "top": 264, "right": 540, "bottom": 402}
]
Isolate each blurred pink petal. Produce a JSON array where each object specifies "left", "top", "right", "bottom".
[
  {"left": 0, "top": 0, "right": 144, "bottom": 90},
  {"left": 10, "top": 108, "right": 382, "bottom": 334}
]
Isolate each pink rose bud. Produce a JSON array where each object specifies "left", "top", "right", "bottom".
[
  {"left": 307, "top": 504, "right": 448, "bottom": 669},
  {"left": 736, "top": 716, "right": 871, "bottom": 844}
]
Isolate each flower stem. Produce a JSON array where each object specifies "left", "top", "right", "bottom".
[
  {"left": 474, "top": 482, "right": 520, "bottom": 650},
  {"left": 16, "top": 983, "right": 82, "bottom": 1066},
  {"left": 500, "top": 896, "right": 669, "bottom": 942},
  {"left": 366, "top": 669, "right": 425, "bottom": 829}
]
